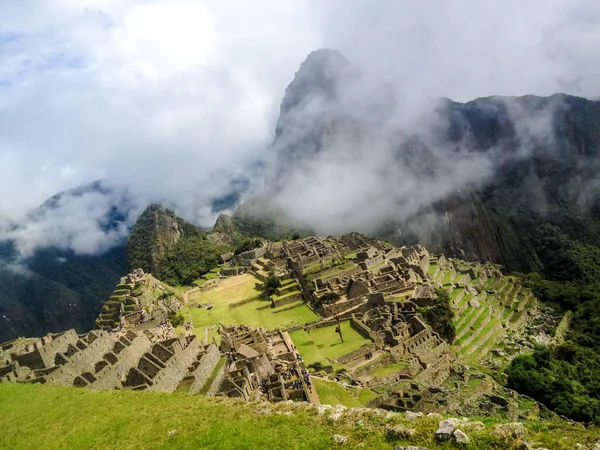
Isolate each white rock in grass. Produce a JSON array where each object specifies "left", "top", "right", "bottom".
[
  {"left": 453, "top": 429, "right": 470, "bottom": 444},
  {"left": 332, "top": 434, "right": 348, "bottom": 445}
]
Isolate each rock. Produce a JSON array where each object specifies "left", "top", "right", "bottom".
[
  {"left": 385, "top": 411, "right": 399, "bottom": 419},
  {"left": 168, "top": 430, "right": 178, "bottom": 436},
  {"left": 405, "top": 411, "right": 424, "bottom": 420},
  {"left": 453, "top": 429, "right": 470, "bottom": 445},
  {"left": 464, "top": 421, "right": 485, "bottom": 431},
  {"left": 493, "top": 422, "right": 526, "bottom": 440},
  {"left": 386, "top": 425, "right": 416, "bottom": 439},
  {"left": 593, "top": 443, "right": 600, "bottom": 450},
  {"left": 426, "top": 412, "right": 442, "bottom": 419},
  {"left": 255, "top": 408, "right": 271, "bottom": 415},
  {"left": 317, "top": 404, "right": 333, "bottom": 415},
  {"left": 469, "top": 297, "right": 481, "bottom": 308},
  {"left": 333, "top": 404, "right": 347, "bottom": 413},
  {"left": 331, "top": 434, "right": 348, "bottom": 445},
  {"left": 328, "top": 412, "right": 343, "bottom": 422},
  {"left": 514, "top": 440, "right": 532, "bottom": 450},
  {"left": 394, "top": 447, "right": 430, "bottom": 450},
  {"left": 435, "top": 418, "right": 461, "bottom": 441},
  {"left": 489, "top": 395, "right": 509, "bottom": 406}
]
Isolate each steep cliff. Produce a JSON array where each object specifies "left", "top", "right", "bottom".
[
  {"left": 127, "top": 204, "right": 230, "bottom": 285},
  {"left": 253, "top": 50, "right": 600, "bottom": 279}
]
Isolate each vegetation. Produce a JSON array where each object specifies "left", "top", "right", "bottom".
[
  {"left": 319, "top": 291, "right": 340, "bottom": 305},
  {"left": 418, "top": 288, "right": 456, "bottom": 343},
  {"left": 1, "top": 383, "right": 599, "bottom": 450},
  {"left": 289, "top": 322, "right": 371, "bottom": 368},
  {"left": 506, "top": 274, "right": 600, "bottom": 424},
  {"left": 126, "top": 204, "right": 231, "bottom": 286},
  {"left": 261, "top": 273, "right": 281, "bottom": 298},
  {"left": 167, "top": 311, "right": 185, "bottom": 327},
  {"left": 180, "top": 275, "right": 318, "bottom": 337}
]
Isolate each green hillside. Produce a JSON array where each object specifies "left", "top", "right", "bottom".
[{"left": 1, "top": 383, "right": 598, "bottom": 450}]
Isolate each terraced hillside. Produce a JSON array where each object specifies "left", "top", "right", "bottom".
[{"left": 427, "top": 257, "right": 536, "bottom": 364}]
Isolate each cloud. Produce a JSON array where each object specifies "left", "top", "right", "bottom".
[{"left": 0, "top": 1, "right": 598, "bottom": 256}]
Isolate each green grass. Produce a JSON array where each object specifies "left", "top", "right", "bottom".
[
  {"left": 312, "top": 378, "right": 362, "bottom": 407},
  {"left": 1, "top": 383, "right": 598, "bottom": 449},
  {"left": 183, "top": 275, "right": 318, "bottom": 335},
  {"left": 367, "top": 361, "right": 408, "bottom": 378},
  {"left": 289, "top": 321, "right": 372, "bottom": 367}
]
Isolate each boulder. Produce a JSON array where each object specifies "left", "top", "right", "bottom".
[
  {"left": 317, "top": 404, "right": 333, "bottom": 415},
  {"left": 394, "top": 447, "right": 430, "bottom": 450},
  {"left": 453, "top": 429, "right": 470, "bottom": 445},
  {"left": 464, "top": 421, "right": 486, "bottom": 431},
  {"left": 328, "top": 412, "right": 343, "bottom": 422},
  {"left": 331, "top": 435, "right": 348, "bottom": 445},
  {"left": 386, "top": 425, "right": 416, "bottom": 439},
  {"left": 489, "top": 395, "right": 509, "bottom": 406},
  {"left": 492, "top": 422, "right": 526, "bottom": 440},
  {"left": 435, "top": 418, "right": 461, "bottom": 441},
  {"left": 405, "top": 411, "right": 424, "bottom": 420}
]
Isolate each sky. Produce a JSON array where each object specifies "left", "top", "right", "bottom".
[{"left": 1, "top": 0, "right": 599, "bottom": 256}]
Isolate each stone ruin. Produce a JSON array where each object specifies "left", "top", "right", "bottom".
[
  {"left": 0, "top": 325, "right": 222, "bottom": 395},
  {"left": 218, "top": 324, "right": 319, "bottom": 404}
]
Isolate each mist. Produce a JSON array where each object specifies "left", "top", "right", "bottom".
[{"left": 1, "top": 1, "right": 599, "bottom": 257}]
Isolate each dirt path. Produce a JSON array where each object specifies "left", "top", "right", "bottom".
[{"left": 345, "top": 350, "right": 384, "bottom": 371}]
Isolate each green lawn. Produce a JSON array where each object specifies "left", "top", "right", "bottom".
[
  {"left": 313, "top": 378, "right": 363, "bottom": 407},
  {"left": 289, "top": 321, "right": 372, "bottom": 367},
  {"left": 182, "top": 275, "right": 318, "bottom": 335},
  {"left": 367, "top": 361, "right": 408, "bottom": 378}
]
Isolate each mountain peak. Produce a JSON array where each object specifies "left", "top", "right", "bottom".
[{"left": 278, "top": 49, "right": 349, "bottom": 119}]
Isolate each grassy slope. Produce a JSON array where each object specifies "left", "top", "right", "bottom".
[{"left": 2, "top": 383, "right": 599, "bottom": 450}]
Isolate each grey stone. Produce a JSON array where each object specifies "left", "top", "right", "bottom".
[
  {"left": 317, "top": 404, "right": 333, "bottom": 415},
  {"left": 435, "top": 418, "right": 461, "bottom": 441},
  {"left": 426, "top": 412, "right": 442, "bottom": 419},
  {"left": 331, "top": 434, "right": 348, "bottom": 445},
  {"left": 493, "top": 422, "right": 526, "bottom": 440},
  {"left": 453, "top": 429, "right": 470, "bottom": 444},
  {"left": 464, "top": 421, "right": 485, "bottom": 431},
  {"left": 469, "top": 297, "right": 481, "bottom": 308},
  {"left": 168, "top": 429, "right": 178, "bottom": 436},
  {"left": 386, "top": 425, "right": 416, "bottom": 439},
  {"left": 328, "top": 412, "right": 343, "bottom": 422},
  {"left": 405, "top": 411, "right": 424, "bottom": 420},
  {"left": 394, "top": 447, "right": 430, "bottom": 450},
  {"left": 489, "top": 394, "right": 509, "bottom": 406}
]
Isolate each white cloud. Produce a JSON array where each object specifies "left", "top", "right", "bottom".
[{"left": 0, "top": 1, "right": 598, "bottom": 255}]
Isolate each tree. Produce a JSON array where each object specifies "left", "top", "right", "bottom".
[
  {"left": 261, "top": 273, "right": 281, "bottom": 299},
  {"left": 418, "top": 288, "right": 456, "bottom": 343}
]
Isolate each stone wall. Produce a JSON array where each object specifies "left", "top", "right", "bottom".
[
  {"left": 188, "top": 344, "right": 221, "bottom": 394},
  {"left": 335, "top": 343, "right": 378, "bottom": 364},
  {"left": 147, "top": 338, "right": 202, "bottom": 392},
  {"left": 90, "top": 333, "right": 153, "bottom": 390}
]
